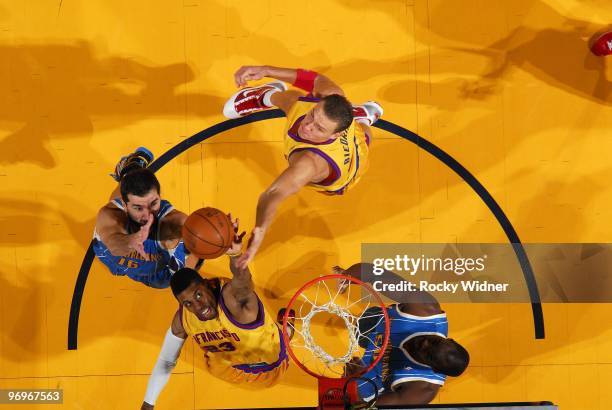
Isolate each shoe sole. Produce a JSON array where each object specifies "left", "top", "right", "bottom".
[
  {"left": 134, "top": 146, "right": 154, "bottom": 162},
  {"left": 363, "top": 101, "right": 384, "bottom": 118}
]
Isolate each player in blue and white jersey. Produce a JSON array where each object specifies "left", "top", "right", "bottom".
[
  {"left": 337, "top": 263, "right": 469, "bottom": 405},
  {"left": 93, "top": 147, "right": 199, "bottom": 288}
]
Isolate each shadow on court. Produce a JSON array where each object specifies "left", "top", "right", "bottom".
[
  {"left": 0, "top": 41, "right": 224, "bottom": 169},
  {"left": 330, "top": 0, "right": 610, "bottom": 105}
]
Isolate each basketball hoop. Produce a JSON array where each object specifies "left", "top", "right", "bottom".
[{"left": 282, "top": 274, "right": 390, "bottom": 409}]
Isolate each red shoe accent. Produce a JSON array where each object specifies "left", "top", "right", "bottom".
[
  {"left": 223, "top": 82, "right": 287, "bottom": 118},
  {"left": 352, "top": 101, "right": 383, "bottom": 126},
  {"left": 352, "top": 106, "right": 369, "bottom": 119},
  {"left": 591, "top": 31, "right": 612, "bottom": 56}
]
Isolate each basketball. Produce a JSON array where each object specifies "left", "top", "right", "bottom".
[{"left": 181, "top": 207, "right": 233, "bottom": 259}]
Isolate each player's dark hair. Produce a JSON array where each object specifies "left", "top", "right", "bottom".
[
  {"left": 321, "top": 94, "right": 353, "bottom": 133},
  {"left": 437, "top": 340, "right": 470, "bottom": 377},
  {"left": 120, "top": 168, "right": 161, "bottom": 203},
  {"left": 170, "top": 268, "right": 204, "bottom": 298}
]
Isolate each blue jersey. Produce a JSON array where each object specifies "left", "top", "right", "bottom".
[
  {"left": 93, "top": 199, "right": 188, "bottom": 289},
  {"left": 357, "top": 304, "right": 448, "bottom": 401}
]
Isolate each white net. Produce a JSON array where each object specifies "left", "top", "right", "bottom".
[
  {"left": 301, "top": 302, "right": 359, "bottom": 366},
  {"left": 285, "top": 275, "right": 388, "bottom": 379}
]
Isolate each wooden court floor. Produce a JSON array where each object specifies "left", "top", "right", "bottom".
[{"left": 0, "top": 0, "right": 611, "bottom": 408}]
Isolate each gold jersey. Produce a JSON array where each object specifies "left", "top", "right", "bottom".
[
  {"left": 283, "top": 96, "right": 370, "bottom": 195},
  {"left": 180, "top": 278, "right": 288, "bottom": 385}
]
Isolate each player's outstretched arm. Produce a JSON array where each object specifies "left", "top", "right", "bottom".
[
  {"left": 235, "top": 152, "right": 324, "bottom": 269},
  {"left": 160, "top": 209, "right": 187, "bottom": 242},
  {"left": 228, "top": 254, "right": 255, "bottom": 304},
  {"left": 221, "top": 219, "right": 260, "bottom": 324},
  {"left": 141, "top": 312, "right": 187, "bottom": 409},
  {"left": 96, "top": 205, "right": 153, "bottom": 260},
  {"left": 225, "top": 255, "right": 259, "bottom": 323},
  {"left": 161, "top": 209, "right": 193, "bottom": 263},
  {"left": 161, "top": 209, "right": 204, "bottom": 270},
  {"left": 234, "top": 65, "right": 344, "bottom": 97}
]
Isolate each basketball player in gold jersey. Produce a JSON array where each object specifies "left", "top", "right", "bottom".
[
  {"left": 223, "top": 65, "right": 383, "bottom": 269},
  {"left": 140, "top": 220, "right": 289, "bottom": 409}
]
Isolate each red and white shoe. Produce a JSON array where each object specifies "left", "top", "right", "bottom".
[
  {"left": 352, "top": 101, "right": 383, "bottom": 126},
  {"left": 591, "top": 31, "right": 612, "bottom": 56},
  {"left": 223, "top": 81, "right": 287, "bottom": 119}
]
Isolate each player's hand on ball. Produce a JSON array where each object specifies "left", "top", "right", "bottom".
[
  {"left": 234, "top": 65, "right": 268, "bottom": 87},
  {"left": 235, "top": 227, "right": 265, "bottom": 269},
  {"left": 226, "top": 213, "right": 246, "bottom": 257},
  {"left": 140, "top": 401, "right": 154, "bottom": 410}
]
